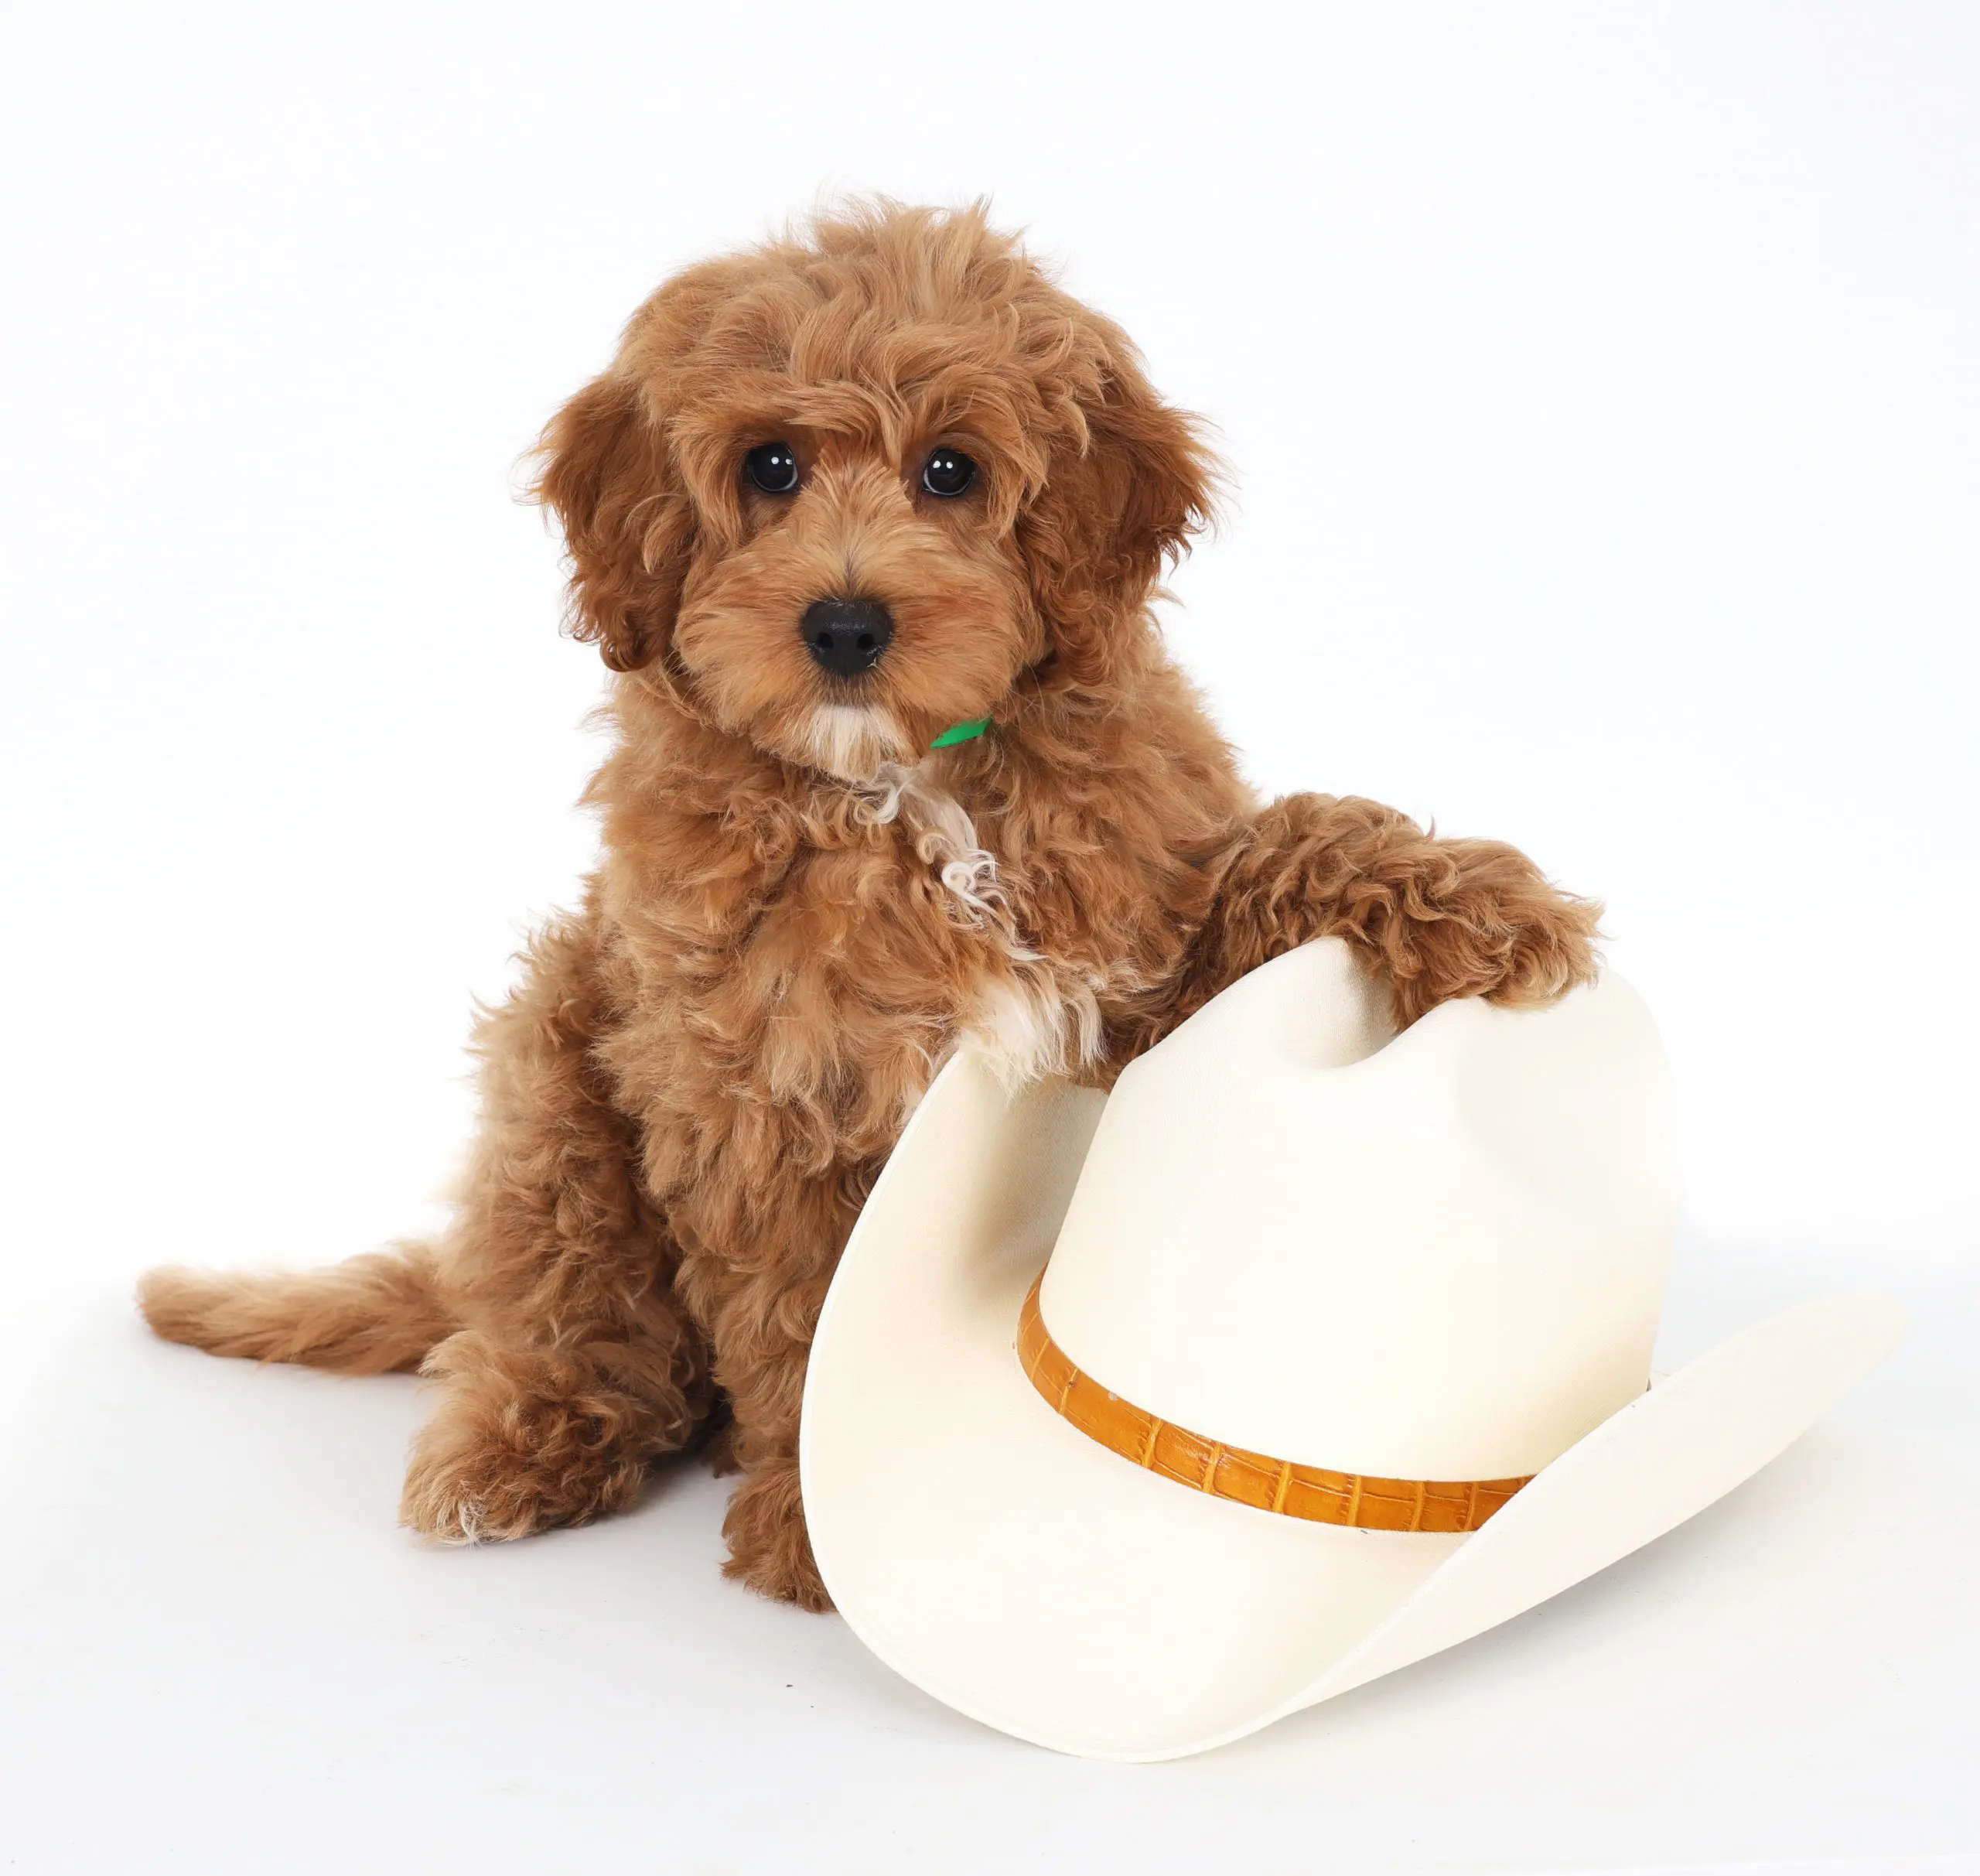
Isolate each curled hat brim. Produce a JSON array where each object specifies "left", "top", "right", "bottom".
[{"left": 800, "top": 1054, "right": 1903, "bottom": 1762}]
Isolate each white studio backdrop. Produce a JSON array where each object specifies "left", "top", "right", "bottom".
[{"left": 0, "top": 5, "right": 1975, "bottom": 1871}]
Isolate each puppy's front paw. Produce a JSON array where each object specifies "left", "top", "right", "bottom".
[
  {"left": 1484, "top": 889, "right": 1604, "bottom": 1009},
  {"left": 1387, "top": 839, "right": 1603, "bottom": 1026},
  {"left": 400, "top": 1334, "right": 649, "bottom": 1543},
  {"left": 721, "top": 1457, "right": 831, "bottom": 1610}
]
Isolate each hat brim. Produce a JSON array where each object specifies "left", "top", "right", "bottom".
[{"left": 801, "top": 1055, "right": 1903, "bottom": 1762}]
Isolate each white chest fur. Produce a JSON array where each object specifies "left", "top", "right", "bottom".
[{"left": 856, "top": 760, "right": 1105, "bottom": 1090}]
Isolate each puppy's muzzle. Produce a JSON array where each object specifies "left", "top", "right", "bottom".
[{"left": 803, "top": 597, "right": 894, "bottom": 678}]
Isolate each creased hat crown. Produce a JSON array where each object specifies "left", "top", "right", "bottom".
[{"left": 1036, "top": 940, "right": 1679, "bottom": 1481}]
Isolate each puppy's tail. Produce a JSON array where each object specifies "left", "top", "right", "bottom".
[{"left": 137, "top": 1244, "right": 454, "bottom": 1375}]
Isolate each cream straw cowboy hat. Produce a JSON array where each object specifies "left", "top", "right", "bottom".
[{"left": 800, "top": 938, "right": 1902, "bottom": 1762}]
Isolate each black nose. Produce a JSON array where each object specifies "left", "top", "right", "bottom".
[{"left": 802, "top": 596, "right": 894, "bottom": 677}]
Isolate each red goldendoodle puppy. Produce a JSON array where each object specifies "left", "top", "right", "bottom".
[{"left": 139, "top": 201, "right": 1599, "bottom": 1608}]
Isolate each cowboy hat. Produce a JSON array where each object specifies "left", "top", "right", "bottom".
[{"left": 800, "top": 938, "right": 1902, "bottom": 1762}]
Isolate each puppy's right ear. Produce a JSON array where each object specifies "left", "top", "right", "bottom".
[{"left": 530, "top": 371, "right": 692, "bottom": 674}]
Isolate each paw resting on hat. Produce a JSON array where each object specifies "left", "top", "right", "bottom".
[{"left": 1182, "top": 791, "right": 1603, "bottom": 1031}]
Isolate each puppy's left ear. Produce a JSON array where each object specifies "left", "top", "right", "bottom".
[
  {"left": 1018, "top": 333, "right": 1220, "bottom": 685},
  {"left": 530, "top": 370, "right": 694, "bottom": 674}
]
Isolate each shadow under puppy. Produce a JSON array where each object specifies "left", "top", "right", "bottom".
[{"left": 140, "top": 201, "right": 1600, "bottom": 1608}]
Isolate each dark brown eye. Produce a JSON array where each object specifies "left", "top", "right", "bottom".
[
  {"left": 921, "top": 446, "right": 978, "bottom": 498},
  {"left": 745, "top": 442, "right": 800, "bottom": 494}
]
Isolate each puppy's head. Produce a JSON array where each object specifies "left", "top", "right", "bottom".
[{"left": 531, "top": 202, "right": 1217, "bottom": 779}]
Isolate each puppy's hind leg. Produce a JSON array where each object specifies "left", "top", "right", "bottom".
[
  {"left": 395, "top": 907, "right": 715, "bottom": 1543},
  {"left": 138, "top": 1243, "right": 453, "bottom": 1375}
]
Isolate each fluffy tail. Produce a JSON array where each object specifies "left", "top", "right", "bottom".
[{"left": 137, "top": 1245, "right": 455, "bottom": 1375}]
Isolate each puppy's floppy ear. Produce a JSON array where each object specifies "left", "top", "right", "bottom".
[
  {"left": 1017, "top": 336, "right": 1220, "bottom": 685},
  {"left": 531, "top": 371, "right": 693, "bottom": 675}
]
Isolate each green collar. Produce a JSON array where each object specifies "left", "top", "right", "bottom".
[{"left": 929, "top": 716, "right": 992, "bottom": 750}]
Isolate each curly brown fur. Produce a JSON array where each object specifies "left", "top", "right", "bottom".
[{"left": 139, "top": 201, "right": 1599, "bottom": 1607}]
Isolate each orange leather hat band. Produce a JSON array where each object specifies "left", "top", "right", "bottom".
[{"left": 1017, "top": 1275, "right": 1531, "bottom": 1534}]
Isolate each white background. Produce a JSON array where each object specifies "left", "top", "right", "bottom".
[{"left": 2, "top": 4, "right": 1975, "bottom": 1871}]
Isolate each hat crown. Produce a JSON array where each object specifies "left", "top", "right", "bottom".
[{"left": 1039, "top": 940, "right": 1679, "bottom": 1480}]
